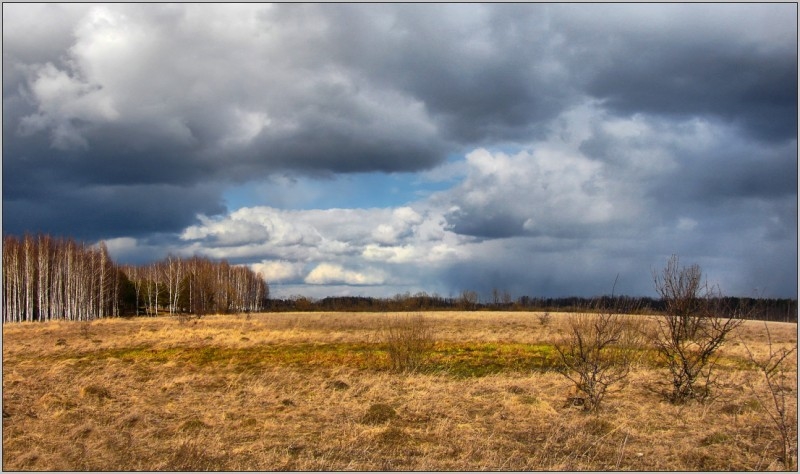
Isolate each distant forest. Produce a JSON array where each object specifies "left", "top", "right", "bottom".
[
  {"left": 2, "top": 233, "right": 796, "bottom": 323},
  {"left": 266, "top": 293, "right": 797, "bottom": 323}
]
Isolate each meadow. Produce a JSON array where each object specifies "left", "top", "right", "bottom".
[{"left": 2, "top": 311, "right": 797, "bottom": 471}]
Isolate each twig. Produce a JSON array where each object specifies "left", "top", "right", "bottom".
[{"left": 615, "top": 431, "right": 629, "bottom": 469}]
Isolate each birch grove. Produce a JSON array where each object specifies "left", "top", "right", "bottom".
[{"left": 2, "top": 234, "right": 269, "bottom": 323}]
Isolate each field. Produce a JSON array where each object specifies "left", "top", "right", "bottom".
[{"left": 2, "top": 311, "right": 797, "bottom": 471}]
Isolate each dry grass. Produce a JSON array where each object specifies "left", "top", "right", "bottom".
[{"left": 3, "top": 311, "right": 797, "bottom": 471}]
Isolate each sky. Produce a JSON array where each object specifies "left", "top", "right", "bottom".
[{"left": 3, "top": 3, "right": 797, "bottom": 300}]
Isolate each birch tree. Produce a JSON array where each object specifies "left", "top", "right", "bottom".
[{"left": 2, "top": 233, "right": 268, "bottom": 322}]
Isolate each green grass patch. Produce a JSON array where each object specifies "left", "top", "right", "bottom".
[
  {"left": 39, "top": 340, "right": 756, "bottom": 379},
  {"left": 57, "top": 343, "right": 385, "bottom": 372},
  {"left": 426, "top": 342, "right": 561, "bottom": 377}
]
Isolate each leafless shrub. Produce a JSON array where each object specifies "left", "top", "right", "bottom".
[
  {"left": 382, "top": 313, "right": 435, "bottom": 373},
  {"left": 742, "top": 322, "right": 798, "bottom": 470},
  {"left": 652, "top": 255, "right": 744, "bottom": 403},
  {"left": 537, "top": 312, "right": 552, "bottom": 327},
  {"left": 555, "top": 297, "right": 643, "bottom": 412}
]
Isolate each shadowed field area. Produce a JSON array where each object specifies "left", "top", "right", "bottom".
[{"left": 3, "top": 312, "right": 797, "bottom": 470}]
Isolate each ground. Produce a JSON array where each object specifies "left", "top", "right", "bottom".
[{"left": 2, "top": 311, "right": 797, "bottom": 470}]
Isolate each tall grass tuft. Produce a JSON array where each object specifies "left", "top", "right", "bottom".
[{"left": 382, "top": 313, "right": 435, "bottom": 373}]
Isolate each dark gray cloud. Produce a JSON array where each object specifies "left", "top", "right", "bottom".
[
  {"left": 554, "top": 3, "right": 798, "bottom": 141},
  {"left": 2, "top": 4, "right": 796, "bottom": 297},
  {"left": 585, "top": 41, "right": 797, "bottom": 142},
  {"left": 3, "top": 181, "right": 225, "bottom": 240},
  {"left": 318, "top": 4, "right": 578, "bottom": 143}
]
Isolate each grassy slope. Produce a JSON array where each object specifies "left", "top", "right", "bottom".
[{"left": 2, "top": 312, "right": 797, "bottom": 471}]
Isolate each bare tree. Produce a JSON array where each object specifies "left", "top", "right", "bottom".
[
  {"left": 50, "top": 239, "right": 65, "bottom": 321},
  {"left": 3, "top": 236, "right": 21, "bottom": 322},
  {"left": 163, "top": 255, "right": 183, "bottom": 315},
  {"left": 501, "top": 289, "right": 513, "bottom": 307},
  {"left": 459, "top": 290, "right": 479, "bottom": 311},
  {"left": 143, "top": 262, "right": 162, "bottom": 316},
  {"left": 96, "top": 242, "right": 109, "bottom": 318},
  {"left": 23, "top": 234, "right": 36, "bottom": 321},
  {"left": 122, "top": 265, "right": 143, "bottom": 316},
  {"left": 652, "top": 255, "right": 744, "bottom": 403},
  {"left": 36, "top": 234, "right": 52, "bottom": 321}
]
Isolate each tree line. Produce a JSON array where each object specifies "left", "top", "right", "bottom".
[
  {"left": 2, "top": 234, "right": 269, "bottom": 323},
  {"left": 266, "top": 292, "right": 796, "bottom": 323}
]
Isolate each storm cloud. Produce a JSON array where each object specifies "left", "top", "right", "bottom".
[{"left": 3, "top": 3, "right": 797, "bottom": 298}]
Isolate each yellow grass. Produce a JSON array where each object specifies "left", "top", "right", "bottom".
[{"left": 3, "top": 312, "right": 797, "bottom": 470}]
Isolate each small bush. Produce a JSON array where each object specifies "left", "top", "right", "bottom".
[
  {"left": 361, "top": 403, "right": 396, "bottom": 425},
  {"left": 537, "top": 312, "right": 552, "bottom": 327},
  {"left": 382, "top": 314, "right": 435, "bottom": 373},
  {"left": 555, "top": 306, "right": 642, "bottom": 412}
]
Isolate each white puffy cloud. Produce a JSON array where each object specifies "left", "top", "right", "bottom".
[
  {"left": 305, "top": 263, "right": 385, "bottom": 286},
  {"left": 181, "top": 207, "right": 321, "bottom": 249},
  {"left": 178, "top": 202, "right": 470, "bottom": 293},
  {"left": 436, "top": 103, "right": 644, "bottom": 239},
  {"left": 250, "top": 260, "right": 304, "bottom": 283},
  {"left": 370, "top": 207, "right": 423, "bottom": 245}
]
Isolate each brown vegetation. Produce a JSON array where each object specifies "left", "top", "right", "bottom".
[
  {"left": 381, "top": 314, "right": 435, "bottom": 373},
  {"left": 3, "top": 311, "right": 796, "bottom": 471}
]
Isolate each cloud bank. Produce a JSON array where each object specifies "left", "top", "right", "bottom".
[{"left": 3, "top": 4, "right": 796, "bottom": 298}]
